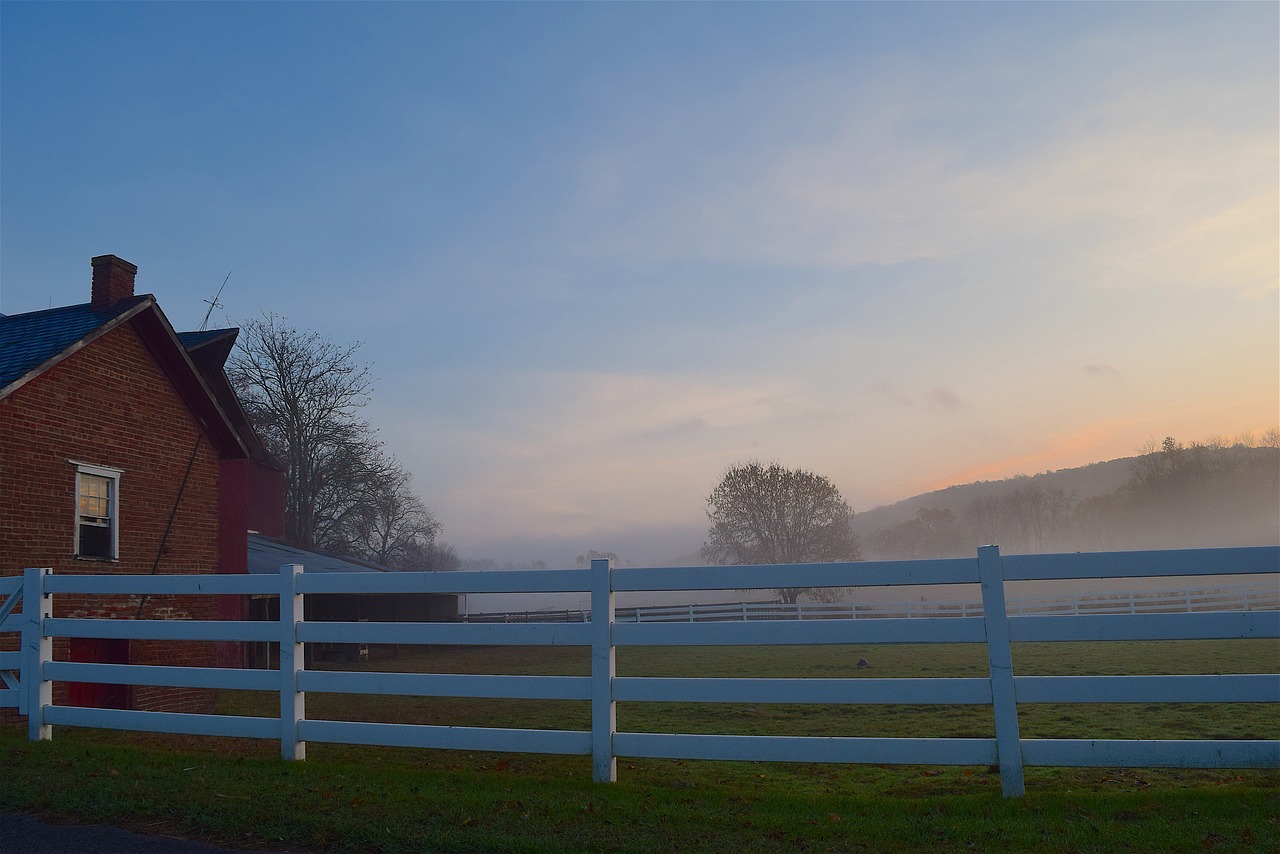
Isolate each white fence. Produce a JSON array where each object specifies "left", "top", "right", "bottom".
[
  {"left": 2, "top": 546, "right": 1278, "bottom": 797},
  {"left": 463, "top": 581, "right": 1280, "bottom": 623}
]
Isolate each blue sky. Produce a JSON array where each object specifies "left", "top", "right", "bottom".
[{"left": 3, "top": 2, "right": 1276, "bottom": 566}]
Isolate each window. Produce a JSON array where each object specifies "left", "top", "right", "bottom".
[{"left": 74, "top": 463, "right": 121, "bottom": 560}]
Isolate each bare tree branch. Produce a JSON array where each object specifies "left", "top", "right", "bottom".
[{"left": 228, "top": 313, "right": 441, "bottom": 563}]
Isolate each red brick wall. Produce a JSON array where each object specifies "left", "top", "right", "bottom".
[{"left": 0, "top": 319, "right": 225, "bottom": 715}]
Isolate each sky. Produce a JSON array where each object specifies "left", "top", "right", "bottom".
[{"left": 2, "top": 2, "right": 1277, "bottom": 567}]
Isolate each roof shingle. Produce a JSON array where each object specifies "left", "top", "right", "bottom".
[{"left": 0, "top": 297, "right": 149, "bottom": 394}]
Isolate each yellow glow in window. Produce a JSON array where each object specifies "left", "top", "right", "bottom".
[{"left": 79, "top": 474, "right": 111, "bottom": 522}]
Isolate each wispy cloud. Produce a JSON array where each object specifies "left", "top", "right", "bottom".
[
  {"left": 927, "top": 387, "right": 966, "bottom": 413},
  {"left": 563, "top": 40, "right": 1276, "bottom": 307},
  {"left": 872, "top": 382, "right": 915, "bottom": 409},
  {"left": 1083, "top": 364, "right": 1122, "bottom": 381}
]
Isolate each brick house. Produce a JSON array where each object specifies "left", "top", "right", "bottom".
[{"left": 0, "top": 254, "right": 281, "bottom": 714}]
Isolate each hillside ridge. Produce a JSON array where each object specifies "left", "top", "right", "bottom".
[{"left": 853, "top": 456, "right": 1136, "bottom": 535}]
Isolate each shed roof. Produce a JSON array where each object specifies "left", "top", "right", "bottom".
[{"left": 247, "top": 534, "right": 391, "bottom": 575}]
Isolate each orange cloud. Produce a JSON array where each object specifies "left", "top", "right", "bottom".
[{"left": 916, "top": 419, "right": 1143, "bottom": 492}]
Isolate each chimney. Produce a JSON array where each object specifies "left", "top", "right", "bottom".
[{"left": 91, "top": 254, "right": 138, "bottom": 309}]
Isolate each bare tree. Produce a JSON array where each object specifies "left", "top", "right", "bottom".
[
  {"left": 1070, "top": 490, "right": 1126, "bottom": 550},
  {"left": 1003, "top": 485, "right": 1076, "bottom": 553},
  {"left": 228, "top": 314, "right": 440, "bottom": 562},
  {"left": 963, "top": 495, "right": 1009, "bottom": 547},
  {"left": 701, "top": 461, "right": 861, "bottom": 604},
  {"left": 229, "top": 314, "right": 375, "bottom": 548},
  {"left": 871, "top": 507, "right": 970, "bottom": 559},
  {"left": 394, "top": 539, "right": 459, "bottom": 571},
  {"left": 352, "top": 462, "right": 442, "bottom": 567}
]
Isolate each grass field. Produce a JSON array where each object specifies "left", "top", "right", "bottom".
[
  {"left": 218, "top": 639, "right": 1280, "bottom": 742},
  {"left": 3, "top": 639, "right": 1277, "bottom": 852}
]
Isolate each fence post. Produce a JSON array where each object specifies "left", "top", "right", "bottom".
[
  {"left": 279, "top": 564, "right": 305, "bottom": 761},
  {"left": 591, "top": 558, "right": 616, "bottom": 782},
  {"left": 977, "top": 546, "right": 1025, "bottom": 797},
  {"left": 21, "top": 568, "right": 52, "bottom": 741}
]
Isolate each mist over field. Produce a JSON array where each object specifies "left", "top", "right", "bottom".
[{"left": 462, "top": 437, "right": 1280, "bottom": 615}]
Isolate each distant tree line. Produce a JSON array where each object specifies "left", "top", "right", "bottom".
[
  {"left": 867, "top": 431, "right": 1280, "bottom": 559},
  {"left": 459, "top": 557, "right": 548, "bottom": 571}
]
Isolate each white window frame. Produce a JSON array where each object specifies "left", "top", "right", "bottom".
[{"left": 71, "top": 461, "right": 123, "bottom": 561}]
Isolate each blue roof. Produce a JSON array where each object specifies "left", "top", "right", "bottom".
[
  {"left": 176, "top": 328, "right": 236, "bottom": 350},
  {"left": 0, "top": 298, "right": 149, "bottom": 394}
]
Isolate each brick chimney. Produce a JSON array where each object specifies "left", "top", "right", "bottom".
[{"left": 91, "top": 254, "right": 138, "bottom": 309}]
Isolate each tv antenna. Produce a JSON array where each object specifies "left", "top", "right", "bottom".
[{"left": 198, "top": 271, "right": 231, "bottom": 330}]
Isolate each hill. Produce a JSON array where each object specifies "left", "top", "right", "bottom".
[
  {"left": 853, "top": 457, "right": 1135, "bottom": 535},
  {"left": 854, "top": 443, "right": 1279, "bottom": 559}
]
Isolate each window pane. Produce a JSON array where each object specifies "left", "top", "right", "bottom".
[
  {"left": 79, "top": 524, "right": 112, "bottom": 558},
  {"left": 77, "top": 471, "right": 115, "bottom": 558},
  {"left": 79, "top": 474, "right": 111, "bottom": 519}
]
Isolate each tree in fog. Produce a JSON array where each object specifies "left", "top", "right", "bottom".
[
  {"left": 228, "top": 313, "right": 440, "bottom": 560},
  {"left": 398, "top": 540, "right": 461, "bottom": 571},
  {"left": 1005, "top": 485, "right": 1076, "bottom": 552},
  {"left": 1110, "top": 434, "right": 1280, "bottom": 549},
  {"left": 962, "top": 495, "right": 1008, "bottom": 548},
  {"left": 872, "top": 507, "right": 970, "bottom": 559},
  {"left": 701, "top": 461, "right": 861, "bottom": 604},
  {"left": 960, "top": 485, "right": 1075, "bottom": 553},
  {"left": 1070, "top": 490, "right": 1127, "bottom": 550}
]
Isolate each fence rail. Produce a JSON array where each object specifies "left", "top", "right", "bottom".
[
  {"left": 463, "top": 580, "right": 1280, "bottom": 624},
  {"left": 2, "top": 545, "right": 1278, "bottom": 797}
]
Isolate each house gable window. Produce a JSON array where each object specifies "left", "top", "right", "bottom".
[{"left": 73, "top": 463, "right": 122, "bottom": 560}]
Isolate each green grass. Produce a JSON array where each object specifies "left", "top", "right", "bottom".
[
  {"left": 216, "top": 639, "right": 1280, "bottom": 741},
  {"left": 3, "top": 639, "right": 1277, "bottom": 852},
  {"left": 3, "top": 729, "right": 1276, "bottom": 853}
]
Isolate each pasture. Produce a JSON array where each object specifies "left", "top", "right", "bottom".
[
  {"left": 4, "top": 639, "right": 1275, "bottom": 852},
  {"left": 217, "top": 639, "right": 1280, "bottom": 744}
]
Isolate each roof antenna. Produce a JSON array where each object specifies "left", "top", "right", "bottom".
[{"left": 198, "top": 271, "right": 231, "bottom": 330}]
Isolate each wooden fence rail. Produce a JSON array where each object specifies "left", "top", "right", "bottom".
[{"left": 2, "top": 546, "right": 1278, "bottom": 797}]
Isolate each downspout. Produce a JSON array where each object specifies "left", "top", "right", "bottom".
[{"left": 133, "top": 433, "right": 205, "bottom": 620}]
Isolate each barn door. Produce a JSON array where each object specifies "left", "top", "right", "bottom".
[{"left": 67, "top": 637, "right": 130, "bottom": 709}]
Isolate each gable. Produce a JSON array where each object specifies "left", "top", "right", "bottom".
[
  {"left": 3, "top": 320, "right": 210, "bottom": 447},
  {"left": 0, "top": 298, "right": 149, "bottom": 397},
  {"left": 0, "top": 300, "right": 247, "bottom": 460}
]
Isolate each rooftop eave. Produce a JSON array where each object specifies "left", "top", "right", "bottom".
[
  {"left": 0, "top": 297, "right": 155, "bottom": 401},
  {"left": 130, "top": 304, "right": 251, "bottom": 460}
]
